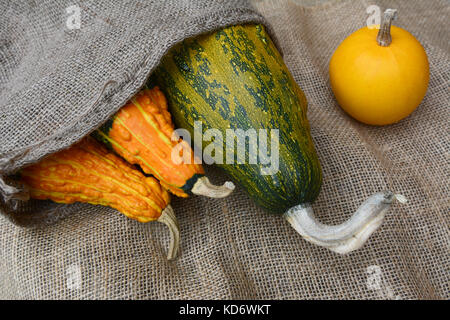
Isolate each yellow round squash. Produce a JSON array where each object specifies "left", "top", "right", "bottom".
[{"left": 329, "top": 9, "right": 429, "bottom": 125}]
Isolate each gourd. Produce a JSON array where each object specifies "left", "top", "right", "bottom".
[
  {"left": 151, "top": 24, "right": 406, "bottom": 253},
  {"left": 20, "top": 137, "right": 180, "bottom": 260},
  {"left": 93, "top": 87, "right": 234, "bottom": 198},
  {"left": 329, "top": 9, "right": 429, "bottom": 125}
]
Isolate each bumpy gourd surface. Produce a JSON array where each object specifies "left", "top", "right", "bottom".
[
  {"left": 152, "top": 24, "right": 322, "bottom": 213},
  {"left": 21, "top": 138, "right": 170, "bottom": 222},
  {"left": 94, "top": 87, "right": 204, "bottom": 197}
]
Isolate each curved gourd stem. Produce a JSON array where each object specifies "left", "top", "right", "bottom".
[
  {"left": 157, "top": 205, "right": 180, "bottom": 260},
  {"left": 191, "top": 176, "right": 235, "bottom": 198},
  {"left": 284, "top": 191, "right": 407, "bottom": 254},
  {"left": 377, "top": 9, "right": 398, "bottom": 47}
]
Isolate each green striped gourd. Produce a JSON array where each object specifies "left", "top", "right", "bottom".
[{"left": 150, "top": 24, "right": 406, "bottom": 254}]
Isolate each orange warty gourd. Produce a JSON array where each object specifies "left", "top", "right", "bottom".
[
  {"left": 329, "top": 9, "right": 429, "bottom": 125},
  {"left": 20, "top": 137, "right": 180, "bottom": 259},
  {"left": 93, "top": 87, "right": 234, "bottom": 198}
]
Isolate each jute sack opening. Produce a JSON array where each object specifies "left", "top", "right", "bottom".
[{"left": 0, "top": 0, "right": 272, "bottom": 224}]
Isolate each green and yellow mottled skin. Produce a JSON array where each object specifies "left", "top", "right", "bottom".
[{"left": 150, "top": 24, "right": 322, "bottom": 214}]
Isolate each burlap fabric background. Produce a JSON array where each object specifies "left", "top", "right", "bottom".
[{"left": 0, "top": 0, "right": 448, "bottom": 299}]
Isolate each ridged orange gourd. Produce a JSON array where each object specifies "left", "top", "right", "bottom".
[
  {"left": 20, "top": 137, "right": 180, "bottom": 259},
  {"left": 93, "top": 87, "right": 234, "bottom": 198}
]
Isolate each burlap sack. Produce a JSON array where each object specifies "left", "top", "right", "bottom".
[
  {"left": 0, "top": 0, "right": 448, "bottom": 299},
  {"left": 0, "top": 0, "right": 271, "bottom": 221}
]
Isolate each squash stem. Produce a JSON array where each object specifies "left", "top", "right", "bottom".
[
  {"left": 377, "top": 9, "right": 398, "bottom": 47},
  {"left": 191, "top": 176, "right": 235, "bottom": 198},
  {"left": 157, "top": 205, "right": 180, "bottom": 260},
  {"left": 284, "top": 191, "right": 407, "bottom": 254}
]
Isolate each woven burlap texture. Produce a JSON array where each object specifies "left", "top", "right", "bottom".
[{"left": 1, "top": 0, "right": 449, "bottom": 299}]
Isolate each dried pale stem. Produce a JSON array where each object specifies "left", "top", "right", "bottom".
[
  {"left": 191, "top": 176, "right": 235, "bottom": 198},
  {"left": 377, "top": 9, "right": 398, "bottom": 47},
  {"left": 157, "top": 205, "right": 180, "bottom": 260},
  {"left": 284, "top": 191, "right": 407, "bottom": 254}
]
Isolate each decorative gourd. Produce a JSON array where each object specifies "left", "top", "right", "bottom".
[
  {"left": 20, "top": 137, "right": 180, "bottom": 260},
  {"left": 329, "top": 9, "right": 429, "bottom": 125},
  {"left": 93, "top": 87, "right": 234, "bottom": 198},
  {"left": 151, "top": 24, "right": 406, "bottom": 253}
]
